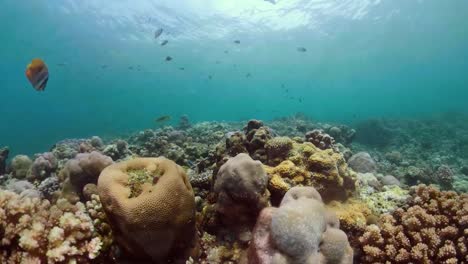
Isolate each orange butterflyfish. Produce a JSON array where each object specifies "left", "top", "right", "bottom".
[{"left": 25, "top": 58, "right": 49, "bottom": 91}]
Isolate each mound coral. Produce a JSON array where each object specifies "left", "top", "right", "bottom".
[
  {"left": 348, "top": 152, "right": 377, "bottom": 173},
  {"left": 97, "top": 157, "right": 196, "bottom": 262},
  {"left": 10, "top": 155, "right": 33, "bottom": 179},
  {"left": 247, "top": 186, "right": 353, "bottom": 264},
  {"left": 60, "top": 151, "right": 113, "bottom": 202},
  {"left": 0, "top": 190, "right": 108, "bottom": 263},
  {"left": 214, "top": 153, "right": 270, "bottom": 226},
  {"left": 357, "top": 184, "right": 468, "bottom": 263}
]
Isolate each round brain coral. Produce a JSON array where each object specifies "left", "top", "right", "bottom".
[{"left": 97, "top": 157, "right": 196, "bottom": 262}]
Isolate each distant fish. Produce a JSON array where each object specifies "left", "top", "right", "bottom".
[
  {"left": 246, "top": 73, "right": 251, "bottom": 78},
  {"left": 154, "top": 28, "right": 163, "bottom": 39},
  {"left": 25, "top": 58, "right": 49, "bottom": 91},
  {"left": 179, "top": 67, "right": 185, "bottom": 70},
  {"left": 101, "top": 65, "right": 108, "bottom": 69},
  {"left": 208, "top": 75, "right": 212, "bottom": 80},
  {"left": 264, "top": 0, "right": 277, "bottom": 3},
  {"left": 234, "top": 40, "right": 240, "bottom": 44},
  {"left": 160, "top": 40, "right": 169, "bottom": 46},
  {"left": 128, "top": 66, "right": 134, "bottom": 70},
  {"left": 215, "top": 60, "right": 221, "bottom": 64},
  {"left": 155, "top": 115, "right": 171, "bottom": 123},
  {"left": 165, "top": 56, "right": 173, "bottom": 61},
  {"left": 57, "top": 63, "right": 67, "bottom": 67},
  {"left": 224, "top": 50, "right": 229, "bottom": 54},
  {"left": 297, "top": 47, "right": 307, "bottom": 52},
  {"left": 281, "top": 83, "right": 285, "bottom": 88}
]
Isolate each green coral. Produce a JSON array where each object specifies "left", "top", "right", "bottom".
[{"left": 127, "top": 167, "right": 162, "bottom": 198}]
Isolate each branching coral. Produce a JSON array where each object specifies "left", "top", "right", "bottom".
[
  {"left": 357, "top": 184, "right": 468, "bottom": 263},
  {"left": 0, "top": 190, "right": 108, "bottom": 263}
]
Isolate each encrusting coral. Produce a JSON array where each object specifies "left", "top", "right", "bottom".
[
  {"left": 0, "top": 189, "right": 110, "bottom": 263},
  {"left": 97, "top": 157, "right": 197, "bottom": 262},
  {"left": 357, "top": 184, "right": 468, "bottom": 263},
  {"left": 264, "top": 141, "right": 356, "bottom": 202}
]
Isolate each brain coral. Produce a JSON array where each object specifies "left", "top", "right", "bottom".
[
  {"left": 357, "top": 184, "right": 468, "bottom": 263},
  {"left": 247, "top": 186, "right": 353, "bottom": 264},
  {"left": 97, "top": 157, "right": 196, "bottom": 262}
]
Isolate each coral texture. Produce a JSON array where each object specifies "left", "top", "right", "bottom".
[
  {"left": 357, "top": 184, "right": 468, "bottom": 263},
  {"left": 0, "top": 190, "right": 107, "bottom": 263},
  {"left": 247, "top": 186, "right": 353, "bottom": 264},
  {"left": 265, "top": 142, "right": 356, "bottom": 202},
  {"left": 97, "top": 157, "right": 196, "bottom": 262},
  {"left": 10, "top": 155, "right": 33, "bottom": 179},
  {"left": 30, "top": 152, "right": 58, "bottom": 181}
]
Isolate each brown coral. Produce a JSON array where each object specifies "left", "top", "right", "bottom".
[
  {"left": 357, "top": 184, "right": 468, "bottom": 263},
  {"left": 97, "top": 157, "right": 196, "bottom": 262}
]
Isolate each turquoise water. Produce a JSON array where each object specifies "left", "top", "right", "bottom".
[{"left": 1, "top": 0, "right": 468, "bottom": 156}]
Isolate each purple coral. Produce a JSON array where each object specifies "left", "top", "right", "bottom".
[
  {"left": 214, "top": 153, "right": 269, "bottom": 225},
  {"left": 248, "top": 186, "right": 353, "bottom": 264},
  {"left": 30, "top": 152, "right": 58, "bottom": 181}
]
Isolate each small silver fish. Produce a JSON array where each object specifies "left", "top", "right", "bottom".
[{"left": 154, "top": 28, "right": 163, "bottom": 39}]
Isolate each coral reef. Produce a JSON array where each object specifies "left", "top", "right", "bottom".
[
  {"left": 60, "top": 151, "right": 113, "bottom": 202},
  {"left": 0, "top": 190, "right": 109, "bottom": 263},
  {"left": 30, "top": 152, "right": 58, "bottom": 181},
  {"left": 0, "top": 147, "right": 9, "bottom": 175},
  {"left": 305, "top": 129, "right": 335, "bottom": 150},
  {"left": 357, "top": 184, "right": 468, "bottom": 263},
  {"left": 247, "top": 186, "right": 353, "bottom": 264},
  {"left": 97, "top": 157, "right": 196, "bottom": 262}
]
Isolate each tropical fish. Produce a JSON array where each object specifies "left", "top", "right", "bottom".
[
  {"left": 25, "top": 58, "right": 49, "bottom": 91},
  {"left": 165, "top": 56, "right": 173, "bottom": 61},
  {"left": 161, "top": 40, "right": 169, "bottom": 46},
  {"left": 297, "top": 47, "right": 307, "bottom": 52},
  {"left": 234, "top": 40, "right": 240, "bottom": 44},
  {"left": 155, "top": 115, "right": 171, "bottom": 123},
  {"left": 154, "top": 28, "right": 163, "bottom": 39}
]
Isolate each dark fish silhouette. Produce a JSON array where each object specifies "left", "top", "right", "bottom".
[
  {"left": 161, "top": 40, "right": 169, "bottom": 46},
  {"left": 155, "top": 115, "right": 171, "bottom": 122},
  {"left": 101, "top": 65, "right": 108, "bottom": 69},
  {"left": 128, "top": 66, "right": 134, "bottom": 70},
  {"left": 224, "top": 50, "right": 229, "bottom": 54},
  {"left": 234, "top": 40, "right": 240, "bottom": 44},
  {"left": 246, "top": 73, "right": 251, "bottom": 78},
  {"left": 264, "top": 0, "right": 277, "bottom": 3},
  {"left": 165, "top": 56, "right": 172, "bottom": 61},
  {"left": 179, "top": 67, "right": 185, "bottom": 70},
  {"left": 297, "top": 47, "right": 307, "bottom": 52},
  {"left": 208, "top": 75, "right": 212, "bottom": 80},
  {"left": 154, "top": 28, "right": 163, "bottom": 39}
]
